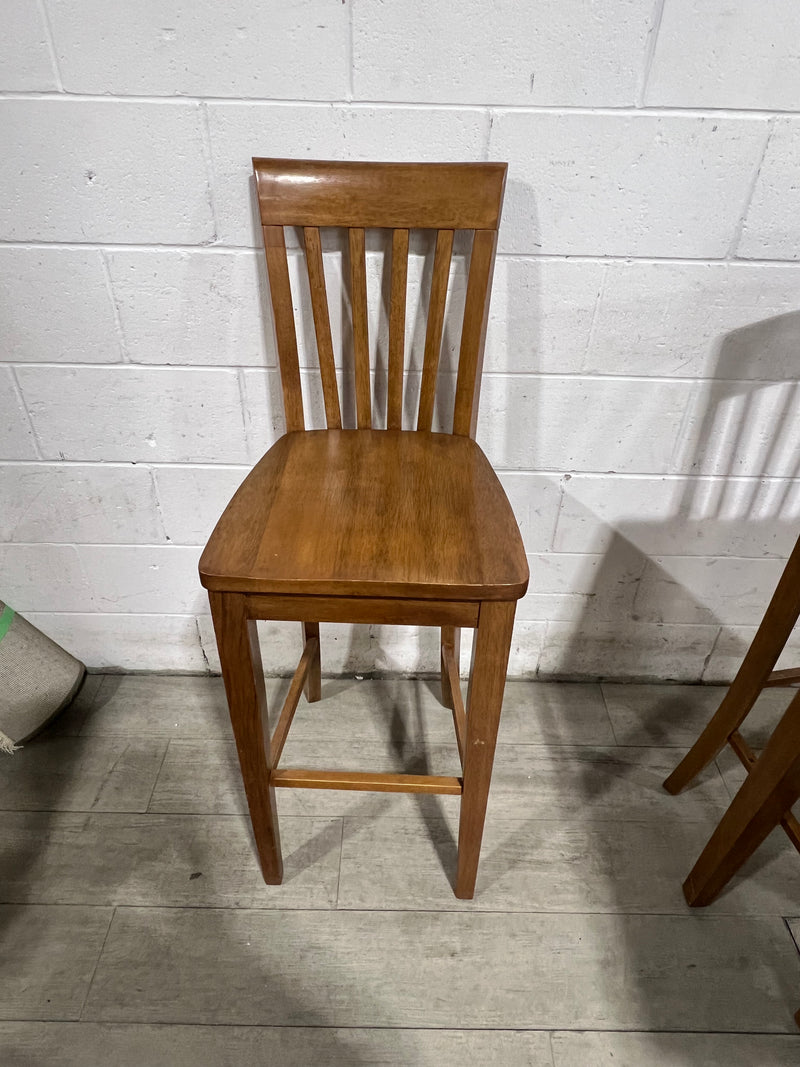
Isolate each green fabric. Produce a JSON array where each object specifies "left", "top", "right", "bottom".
[{"left": 0, "top": 604, "right": 15, "bottom": 645}]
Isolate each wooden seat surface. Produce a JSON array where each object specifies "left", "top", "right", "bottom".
[{"left": 199, "top": 429, "right": 529, "bottom": 601}]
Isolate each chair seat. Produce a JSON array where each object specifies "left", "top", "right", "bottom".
[{"left": 199, "top": 429, "right": 529, "bottom": 601}]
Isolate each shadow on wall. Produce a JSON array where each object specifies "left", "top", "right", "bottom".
[{"left": 550, "top": 309, "right": 800, "bottom": 683}]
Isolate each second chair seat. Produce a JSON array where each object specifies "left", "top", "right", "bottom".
[{"left": 200, "top": 428, "right": 528, "bottom": 602}]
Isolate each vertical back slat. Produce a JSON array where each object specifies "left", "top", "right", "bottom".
[
  {"left": 303, "top": 226, "right": 342, "bottom": 429},
  {"left": 263, "top": 225, "right": 304, "bottom": 432},
  {"left": 348, "top": 227, "right": 371, "bottom": 429},
  {"left": 452, "top": 229, "right": 497, "bottom": 438},
  {"left": 387, "top": 228, "right": 409, "bottom": 430},
  {"left": 417, "top": 229, "right": 454, "bottom": 432}
]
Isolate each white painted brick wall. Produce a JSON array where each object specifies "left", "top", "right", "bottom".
[
  {"left": 646, "top": 1, "right": 800, "bottom": 111},
  {"left": 2, "top": 1, "right": 799, "bottom": 680}
]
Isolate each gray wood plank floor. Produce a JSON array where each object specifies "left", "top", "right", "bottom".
[{"left": 2, "top": 674, "right": 800, "bottom": 1065}]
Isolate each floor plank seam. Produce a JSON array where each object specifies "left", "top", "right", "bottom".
[{"left": 77, "top": 905, "right": 116, "bottom": 1023}]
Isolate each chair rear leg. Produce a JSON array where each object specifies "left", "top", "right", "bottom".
[
  {"left": 683, "top": 688, "right": 800, "bottom": 906},
  {"left": 303, "top": 621, "right": 322, "bottom": 702},
  {"left": 209, "top": 591, "right": 283, "bottom": 884},
  {"left": 440, "top": 626, "right": 461, "bottom": 709},
  {"left": 664, "top": 533, "right": 800, "bottom": 795},
  {"left": 455, "top": 602, "right": 515, "bottom": 900}
]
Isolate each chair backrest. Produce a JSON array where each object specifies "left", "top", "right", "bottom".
[{"left": 253, "top": 158, "right": 507, "bottom": 437}]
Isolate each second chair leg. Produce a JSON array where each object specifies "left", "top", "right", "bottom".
[
  {"left": 209, "top": 591, "right": 283, "bottom": 885},
  {"left": 664, "top": 532, "right": 800, "bottom": 795},
  {"left": 455, "top": 601, "right": 515, "bottom": 899},
  {"left": 683, "top": 688, "right": 800, "bottom": 906},
  {"left": 302, "top": 621, "right": 322, "bottom": 703}
]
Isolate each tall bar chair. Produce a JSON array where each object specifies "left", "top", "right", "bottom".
[
  {"left": 199, "top": 159, "right": 529, "bottom": 898},
  {"left": 664, "top": 532, "right": 800, "bottom": 908}
]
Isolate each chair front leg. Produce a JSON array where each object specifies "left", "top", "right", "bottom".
[
  {"left": 209, "top": 591, "right": 283, "bottom": 884},
  {"left": 455, "top": 601, "right": 515, "bottom": 899}
]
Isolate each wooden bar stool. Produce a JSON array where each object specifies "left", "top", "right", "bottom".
[
  {"left": 664, "top": 532, "right": 800, "bottom": 907},
  {"left": 199, "top": 160, "right": 528, "bottom": 899}
]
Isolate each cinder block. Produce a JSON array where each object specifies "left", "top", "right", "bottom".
[
  {"left": 16, "top": 366, "right": 249, "bottom": 463},
  {"left": 352, "top": 0, "right": 649, "bottom": 106},
  {"left": 0, "top": 367, "right": 38, "bottom": 459},
  {"left": 496, "top": 472, "right": 562, "bottom": 552},
  {"left": 554, "top": 474, "right": 800, "bottom": 558},
  {"left": 633, "top": 555, "right": 786, "bottom": 626},
  {"left": 1, "top": 1, "right": 58, "bottom": 90},
  {"left": 738, "top": 118, "right": 800, "bottom": 261},
  {"left": 685, "top": 379, "right": 800, "bottom": 478},
  {"left": 107, "top": 250, "right": 274, "bottom": 367},
  {"left": 77, "top": 545, "right": 205, "bottom": 614},
  {"left": 476, "top": 375, "right": 695, "bottom": 472},
  {"left": 588, "top": 261, "right": 800, "bottom": 378},
  {"left": 0, "top": 465, "right": 163, "bottom": 544},
  {"left": 0, "top": 249, "right": 122, "bottom": 364},
  {"left": 488, "top": 112, "right": 769, "bottom": 256},
  {"left": 0, "top": 100, "right": 214, "bottom": 243},
  {"left": 206, "top": 104, "right": 489, "bottom": 245},
  {"left": 523, "top": 543, "right": 646, "bottom": 625},
  {"left": 540, "top": 620, "right": 719, "bottom": 681},
  {"left": 154, "top": 466, "right": 248, "bottom": 545},
  {"left": 0, "top": 544, "right": 95, "bottom": 612},
  {"left": 197, "top": 616, "right": 374, "bottom": 676},
  {"left": 517, "top": 591, "right": 596, "bottom": 623},
  {"left": 27, "top": 612, "right": 208, "bottom": 672},
  {"left": 646, "top": 0, "right": 800, "bottom": 110},
  {"left": 704, "top": 625, "right": 800, "bottom": 683},
  {"left": 485, "top": 258, "right": 605, "bottom": 374},
  {"left": 47, "top": 0, "right": 349, "bottom": 99}
]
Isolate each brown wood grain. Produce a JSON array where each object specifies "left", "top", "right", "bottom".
[
  {"left": 271, "top": 768, "right": 463, "bottom": 795},
  {"left": 263, "top": 225, "right": 304, "bottom": 433},
  {"left": 387, "top": 227, "right": 409, "bottom": 430},
  {"left": 270, "top": 637, "right": 318, "bottom": 767},
  {"left": 453, "top": 229, "right": 498, "bottom": 438},
  {"left": 205, "top": 159, "right": 524, "bottom": 898},
  {"left": 208, "top": 592, "right": 283, "bottom": 884},
  {"left": 417, "top": 228, "right": 454, "bottom": 432},
  {"left": 349, "top": 227, "right": 371, "bottom": 429},
  {"left": 254, "top": 158, "right": 507, "bottom": 229},
  {"left": 455, "top": 600, "right": 516, "bottom": 899},
  {"left": 303, "top": 226, "right": 341, "bottom": 429},
  {"left": 200, "top": 430, "right": 528, "bottom": 601}
]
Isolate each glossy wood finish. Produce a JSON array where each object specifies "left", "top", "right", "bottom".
[
  {"left": 456, "top": 601, "right": 516, "bottom": 899},
  {"left": 388, "top": 228, "right": 409, "bottom": 430},
  {"left": 243, "top": 593, "right": 479, "bottom": 628},
  {"left": 202, "top": 159, "right": 523, "bottom": 898},
  {"left": 254, "top": 158, "right": 507, "bottom": 229},
  {"left": 200, "top": 431, "right": 528, "bottom": 602},
  {"left": 208, "top": 592, "right": 282, "bottom": 884},
  {"left": 303, "top": 227, "right": 341, "bottom": 429},
  {"left": 453, "top": 229, "right": 498, "bottom": 437},
  {"left": 665, "top": 533, "right": 800, "bottom": 795},
  {"left": 418, "top": 230, "right": 455, "bottom": 432},
  {"left": 301, "top": 621, "right": 322, "bottom": 703},
  {"left": 252, "top": 157, "right": 506, "bottom": 438},
  {"left": 270, "top": 637, "right": 318, "bottom": 766},
  {"left": 271, "top": 769, "right": 463, "bottom": 796},
  {"left": 348, "top": 227, "right": 371, "bottom": 429},
  {"left": 263, "top": 225, "right": 304, "bottom": 433},
  {"left": 665, "top": 531, "right": 800, "bottom": 908},
  {"left": 683, "top": 691, "right": 800, "bottom": 907}
]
